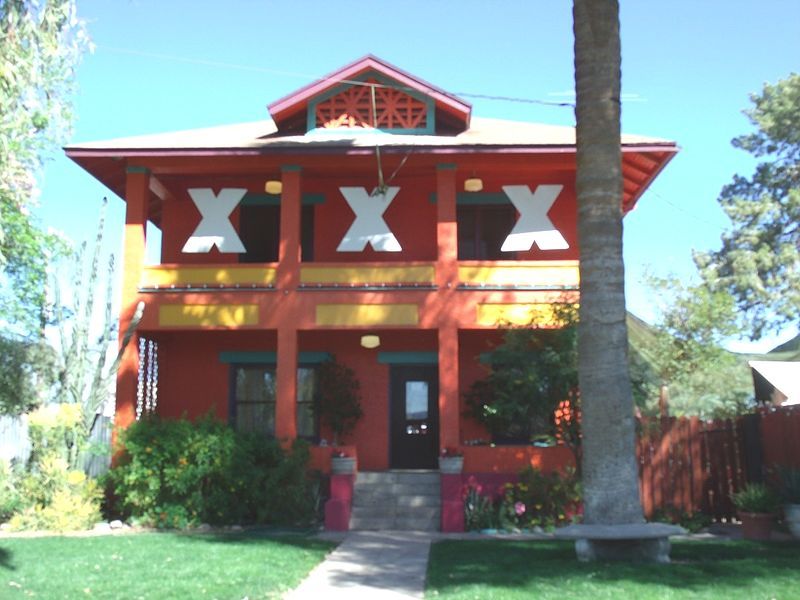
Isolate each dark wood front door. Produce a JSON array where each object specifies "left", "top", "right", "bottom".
[{"left": 390, "top": 365, "right": 439, "bottom": 469}]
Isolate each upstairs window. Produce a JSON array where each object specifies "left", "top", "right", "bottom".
[
  {"left": 457, "top": 204, "right": 517, "bottom": 260},
  {"left": 238, "top": 204, "right": 315, "bottom": 263}
]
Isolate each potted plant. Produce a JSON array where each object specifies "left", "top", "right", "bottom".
[
  {"left": 777, "top": 466, "right": 800, "bottom": 539},
  {"left": 317, "top": 358, "right": 363, "bottom": 474},
  {"left": 438, "top": 447, "right": 464, "bottom": 474},
  {"left": 731, "top": 482, "right": 781, "bottom": 540}
]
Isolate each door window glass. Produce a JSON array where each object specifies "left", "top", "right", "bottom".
[{"left": 405, "top": 381, "right": 429, "bottom": 419}]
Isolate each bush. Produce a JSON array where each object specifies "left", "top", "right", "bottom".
[
  {"left": 106, "top": 414, "right": 320, "bottom": 528},
  {"left": 0, "top": 460, "right": 23, "bottom": 522},
  {"left": 731, "top": 483, "right": 781, "bottom": 514}
]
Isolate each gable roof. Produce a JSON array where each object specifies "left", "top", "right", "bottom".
[{"left": 267, "top": 54, "right": 472, "bottom": 134}]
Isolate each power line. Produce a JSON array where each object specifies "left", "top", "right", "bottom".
[{"left": 99, "top": 45, "right": 574, "bottom": 109}]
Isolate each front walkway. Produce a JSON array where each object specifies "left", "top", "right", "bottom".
[{"left": 285, "top": 531, "right": 433, "bottom": 599}]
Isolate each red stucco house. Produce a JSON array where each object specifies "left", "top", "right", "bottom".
[{"left": 66, "top": 56, "right": 675, "bottom": 530}]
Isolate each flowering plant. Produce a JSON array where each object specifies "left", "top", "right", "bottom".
[{"left": 439, "top": 446, "right": 463, "bottom": 458}]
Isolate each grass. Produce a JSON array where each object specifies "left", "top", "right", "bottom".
[
  {"left": 426, "top": 539, "right": 800, "bottom": 599},
  {"left": 0, "top": 530, "right": 335, "bottom": 599}
]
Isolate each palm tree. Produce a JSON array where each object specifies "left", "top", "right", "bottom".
[{"left": 573, "top": 0, "right": 644, "bottom": 525}]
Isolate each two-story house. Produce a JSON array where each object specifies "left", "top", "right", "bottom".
[{"left": 66, "top": 56, "right": 675, "bottom": 527}]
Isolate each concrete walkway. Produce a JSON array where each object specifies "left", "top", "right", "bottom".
[{"left": 285, "top": 531, "right": 433, "bottom": 599}]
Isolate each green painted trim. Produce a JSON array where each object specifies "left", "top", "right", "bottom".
[
  {"left": 437, "top": 163, "right": 457, "bottom": 171},
  {"left": 126, "top": 166, "right": 150, "bottom": 174},
  {"left": 429, "top": 192, "right": 512, "bottom": 206},
  {"left": 219, "top": 351, "right": 331, "bottom": 364},
  {"left": 377, "top": 351, "right": 438, "bottom": 365},
  {"left": 241, "top": 193, "right": 324, "bottom": 206},
  {"left": 220, "top": 351, "right": 276, "bottom": 364},
  {"left": 281, "top": 165, "right": 302, "bottom": 172},
  {"left": 306, "top": 70, "right": 435, "bottom": 135},
  {"left": 298, "top": 352, "right": 333, "bottom": 364}
]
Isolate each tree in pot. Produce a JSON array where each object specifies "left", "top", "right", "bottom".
[
  {"left": 731, "top": 483, "right": 781, "bottom": 540},
  {"left": 317, "top": 358, "right": 363, "bottom": 473},
  {"left": 465, "top": 314, "right": 578, "bottom": 448}
]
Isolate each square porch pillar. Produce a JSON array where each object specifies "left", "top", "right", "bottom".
[
  {"left": 277, "top": 165, "right": 302, "bottom": 291},
  {"left": 275, "top": 326, "right": 298, "bottom": 442},
  {"left": 438, "top": 326, "right": 460, "bottom": 450},
  {"left": 115, "top": 167, "right": 149, "bottom": 443}
]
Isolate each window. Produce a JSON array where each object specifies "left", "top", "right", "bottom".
[
  {"left": 238, "top": 204, "right": 315, "bottom": 263},
  {"left": 230, "top": 363, "right": 319, "bottom": 440},
  {"left": 232, "top": 365, "right": 276, "bottom": 435},
  {"left": 296, "top": 367, "right": 318, "bottom": 440},
  {"left": 457, "top": 204, "right": 517, "bottom": 260}
]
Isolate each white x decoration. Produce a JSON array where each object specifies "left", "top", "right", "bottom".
[
  {"left": 501, "top": 184, "right": 569, "bottom": 252},
  {"left": 182, "top": 188, "right": 247, "bottom": 253},
  {"left": 337, "top": 186, "right": 402, "bottom": 252}
]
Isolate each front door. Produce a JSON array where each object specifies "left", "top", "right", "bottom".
[{"left": 390, "top": 365, "right": 439, "bottom": 469}]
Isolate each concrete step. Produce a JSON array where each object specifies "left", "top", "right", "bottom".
[
  {"left": 356, "top": 470, "right": 439, "bottom": 485},
  {"left": 350, "top": 515, "right": 441, "bottom": 531},
  {"left": 352, "top": 493, "right": 440, "bottom": 508},
  {"left": 349, "top": 470, "right": 442, "bottom": 532},
  {"left": 354, "top": 482, "right": 440, "bottom": 497},
  {"left": 351, "top": 505, "right": 440, "bottom": 520}
]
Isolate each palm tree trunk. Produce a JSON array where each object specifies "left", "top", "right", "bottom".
[{"left": 573, "top": 0, "right": 644, "bottom": 525}]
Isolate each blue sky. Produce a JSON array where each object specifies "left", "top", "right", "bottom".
[{"left": 35, "top": 0, "right": 800, "bottom": 351}]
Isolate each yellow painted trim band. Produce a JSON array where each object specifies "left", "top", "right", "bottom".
[
  {"left": 301, "top": 265, "right": 435, "bottom": 284},
  {"left": 477, "top": 303, "right": 561, "bottom": 326},
  {"left": 142, "top": 266, "right": 276, "bottom": 287},
  {"left": 459, "top": 264, "right": 579, "bottom": 286},
  {"left": 159, "top": 304, "right": 259, "bottom": 327},
  {"left": 316, "top": 304, "right": 419, "bottom": 326}
]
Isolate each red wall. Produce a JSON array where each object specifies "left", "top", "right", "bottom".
[
  {"left": 150, "top": 328, "right": 508, "bottom": 471},
  {"left": 157, "top": 174, "right": 579, "bottom": 264}
]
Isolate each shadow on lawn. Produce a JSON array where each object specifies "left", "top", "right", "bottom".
[
  {"left": 170, "top": 529, "right": 335, "bottom": 552},
  {"left": 0, "top": 546, "right": 15, "bottom": 570},
  {"left": 428, "top": 540, "right": 800, "bottom": 595}
]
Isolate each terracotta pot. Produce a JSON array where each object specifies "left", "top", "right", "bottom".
[{"left": 739, "top": 511, "right": 774, "bottom": 541}]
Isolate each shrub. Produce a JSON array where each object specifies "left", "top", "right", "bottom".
[
  {"left": 0, "top": 460, "right": 23, "bottom": 522},
  {"left": 8, "top": 457, "right": 101, "bottom": 531},
  {"left": 106, "top": 414, "right": 320, "bottom": 528},
  {"left": 651, "top": 505, "right": 711, "bottom": 533}
]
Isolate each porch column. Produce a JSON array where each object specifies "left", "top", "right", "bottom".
[
  {"left": 275, "top": 326, "right": 297, "bottom": 442},
  {"left": 435, "top": 164, "right": 458, "bottom": 288},
  {"left": 115, "top": 167, "right": 149, "bottom": 439},
  {"left": 277, "top": 165, "right": 302, "bottom": 290},
  {"left": 436, "top": 164, "right": 460, "bottom": 449}
]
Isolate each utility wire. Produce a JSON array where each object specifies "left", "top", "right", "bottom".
[{"left": 99, "top": 45, "right": 574, "bottom": 109}]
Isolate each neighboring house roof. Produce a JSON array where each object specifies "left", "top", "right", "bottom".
[{"left": 749, "top": 361, "right": 800, "bottom": 406}]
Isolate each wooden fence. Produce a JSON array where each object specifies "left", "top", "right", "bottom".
[
  {"left": 0, "top": 414, "right": 112, "bottom": 477},
  {"left": 637, "top": 406, "right": 800, "bottom": 521}
]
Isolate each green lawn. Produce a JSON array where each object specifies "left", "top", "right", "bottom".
[
  {"left": 0, "top": 531, "right": 334, "bottom": 599},
  {"left": 426, "top": 539, "right": 800, "bottom": 599}
]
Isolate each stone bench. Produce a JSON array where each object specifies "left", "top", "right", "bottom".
[{"left": 554, "top": 522, "right": 687, "bottom": 563}]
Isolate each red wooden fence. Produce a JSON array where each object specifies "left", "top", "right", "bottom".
[{"left": 636, "top": 406, "right": 800, "bottom": 521}]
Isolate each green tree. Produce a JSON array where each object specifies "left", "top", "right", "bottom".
[
  {"left": 573, "top": 0, "right": 644, "bottom": 525},
  {"left": 645, "top": 276, "right": 751, "bottom": 417},
  {"left": 0, "top": 0, "right": 89, "bottom": 334},
  {"left": 695, "top": 73, "right": 800, "bottom": 339}
]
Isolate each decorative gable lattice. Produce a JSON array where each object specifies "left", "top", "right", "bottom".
[{"left": 314, "top": 79, "right": 429, "bottom": 131}]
